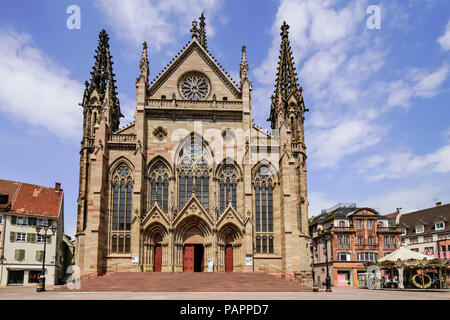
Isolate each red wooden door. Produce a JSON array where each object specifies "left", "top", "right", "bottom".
[
  {"left": 225, "top": 244, "right": 233, "bottom": 272},
  {"left": 184, "top": 244, "right": 194, "bottom": 272},
  {"left": 154, "top": 244, "right": 162, "bottom": 272}
]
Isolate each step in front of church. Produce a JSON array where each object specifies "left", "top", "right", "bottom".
[{"left": 54, "top": 272, "right": 311, "bottom": 292}]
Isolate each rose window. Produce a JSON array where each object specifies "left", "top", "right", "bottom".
[{"left": 179, "top": 72, "right": 210, "bottom": 100}]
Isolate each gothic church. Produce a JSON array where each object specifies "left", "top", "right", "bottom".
[{"left": 75, "top": 15, "right": 312, "bottom": 283}]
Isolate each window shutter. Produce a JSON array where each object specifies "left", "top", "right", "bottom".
[
  {"left": 20, "top": 250, "right": 25, "bottom": 260},
  {"left": 11, "top": 216, "right": 16, "bottom": 225},
  {"left": 27, "top": 233, "right": 32, "bottom": 243},
  {"left": 35, "top": 251, "right": 40, "bottom": 261},
  {"left": 47, "top": 236, "right": 52, "bottom": 244},
  {"left": 10, "top": 231, "right": 16, "bottom": 242},
  {"left": 15, "top": 250, "right": 19, "bottom": 260},
  {"left": 31, "top": 233, "right": 36, "bottom": 243}
]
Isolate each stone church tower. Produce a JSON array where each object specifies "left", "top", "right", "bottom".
[{"left": 75, "top": 16, "right": 312, "bottom": 284}]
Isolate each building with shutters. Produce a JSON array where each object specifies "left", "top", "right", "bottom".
[
  {"left": 0, "top": 179, "right": 64, "bottom": 287},
  {"left": 75, "top": 15, "right": 312, "bottom": 283}
]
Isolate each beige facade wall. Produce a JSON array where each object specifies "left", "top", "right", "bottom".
[{"left": 76, "top": 39, "right": 312, "bottom": 284}]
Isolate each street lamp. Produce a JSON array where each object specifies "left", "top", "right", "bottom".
[
  {"left": 35, "top": 224, "right": 57, "bottom": 292},
  {"left": 317, "top": 227, "right": 335, "bottom": 292}
]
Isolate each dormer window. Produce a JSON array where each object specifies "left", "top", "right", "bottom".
[
  {"left": 435, "top": 221, "right": 445, "bottom": 231},
  {"left": 339, "top": 221, "right": 345, "bottom": 227},
  {"left": 415, "top": 225, "right": 424, "bottom": 234}
]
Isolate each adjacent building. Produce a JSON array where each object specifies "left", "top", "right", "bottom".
[
  {"left": 0, "top": 179, "right": 64, "bottom": 287},
  {"left": 399, "top": 202, "right": 450, "bottom": 259},
  {"left": 309, "top": 203, "right": 402, "bottom": 287}
]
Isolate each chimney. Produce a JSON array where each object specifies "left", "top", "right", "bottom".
[
  {"left": 55, "top": 182, "right": 61, "bottom": 192},
  {"left": 436, "top": 202, "right": 442, "bottom": 207},
  {"left": 395, "top": 207, "right": 402, "bottom": 226}
]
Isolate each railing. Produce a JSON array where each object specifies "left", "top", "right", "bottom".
[
  {"left": 356, "top": 244, "right": 377, "bottom": 249},
  {"left": 80, "top": 263, "right": 120, "bottom": 280},
  {"left": 146, "top": 99, "right": 242, "bottom": 110},
  {"left": 377, "top": 227, "right": 401, "bottom": 232},
  {"left": 334, "top": 226, "right": 355, "bottom": 232},
  {"left": 260, "top": 264, "right": 300, "bottom": 283},
  {"left": 108, "top": 134, "right": 136, "bottom": 143}
]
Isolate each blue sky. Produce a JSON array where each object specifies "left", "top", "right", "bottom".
[{"left": 1, "top": 0, "right": 450, "bottom": 238}]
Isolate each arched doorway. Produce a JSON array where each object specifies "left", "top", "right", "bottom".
[
  {"left": 183, "top": 226, "right": 204, "bottom": 272},
  {"left": 153, "top": 234, "right": 162, "bottom": 272}
]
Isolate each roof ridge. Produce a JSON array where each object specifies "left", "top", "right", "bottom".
[
  {"left": 148, "top": 40, "right": 240, "bottom": 97},
  {"left": 114, "top": 121, "right": 136, "bottom": 134}
]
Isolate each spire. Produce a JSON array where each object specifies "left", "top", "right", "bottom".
[
  {"left": 199, "top": 13, "right": 207, "bottom": 49},
  {"left": 84, "top": 29, "right": 122, "bottom": 131},
  {"left": 191, "top": 19, "right": 199, "bottom": 40},
  {"left": 137, "top": 41, "right": 149, "bottom": 85},
  {"left": 269, "top": 21, "right": 303, "bottom": 129},
  {"left": 240, "top": 45, "right": 249, "bottom": 84},
  {"left": 88, "top": 30, "right": 118, "bottom": 100}
]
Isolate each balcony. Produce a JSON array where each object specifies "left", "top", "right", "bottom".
[
  {"left": 107, "top": 134, "right": 137, "bottom": 149},
  {"left": 377, "top": 227, "right": 401, "bottom": 233},
  {"left": 146, "top": 99, "right": 242, "bottom": 110},
  {"left": 333, "top": 226, "right": 355, "bottom": 233},
  {"left": 356, "top": 244, "right": 377, "bottom": 250}
]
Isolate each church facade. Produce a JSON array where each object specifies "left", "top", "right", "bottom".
[{"left": 75, "top": 15, "right": 312, "bottom": 283}]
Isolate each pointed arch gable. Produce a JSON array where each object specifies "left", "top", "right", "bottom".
[
  {"left": 217, "top": 206, "right": 244, "bottom": 231},
  {"left": 174, "top": 131, "right": 213, "bottom": 164},
  {"left": 173, "top": 196, "right": 214, "bottom": 231},
  {"left": 252, "top": 159, "right": 279, "bottom": 185},
  {"left": 215, "top": 157, "right": 243, "bottom": 178},
  {"left": 146, "top": 155, "right": 173, "bottom": 176},
  {"left": 109, "top": 156, "right": 135, "bottom": 181},
  {"left": 142, "top": 205, "right": 170, "bottom": 230}
]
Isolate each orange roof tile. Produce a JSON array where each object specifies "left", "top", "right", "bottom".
[{"left": 0, "top": 179, "right": 63, "bottom": 218}]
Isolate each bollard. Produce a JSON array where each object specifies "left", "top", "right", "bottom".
[{"left": 312, "top": 283, "right": 319, "bottom": 292}]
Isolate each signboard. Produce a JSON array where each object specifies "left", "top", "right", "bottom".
[
  {"left": 246, "top": 257, "right": 253, "bottom": 266},
  {"left": 132, "top": 256, "right": 139, "bottom": 265},
  {"left": 208, "top": 258, "right": 214, "bottom": 272}
]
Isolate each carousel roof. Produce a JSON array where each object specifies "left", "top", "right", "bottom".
[{"left": 378, "top": 245, "right": 431, "bottom": 263}]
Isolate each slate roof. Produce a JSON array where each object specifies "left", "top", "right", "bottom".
[
  {"left": 400, "top": 204, "right": 450, "bottom": 236},
  {"left": 0, "top": 179, "right": 63, "bottom": 218}
]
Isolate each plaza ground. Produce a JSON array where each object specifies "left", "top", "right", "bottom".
[{"left": 0, "top": 285, "right": 448, "bottom": 300}]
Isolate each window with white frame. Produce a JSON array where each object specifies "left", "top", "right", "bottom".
[
  {"left": 368, "top": 236, "right": 374, "bottom": 245},
  {"left": 37, "top": 234, "right": 45, "bottom": 243},
  {"left": 356, "top": 220, "right": 362, "bottom": 229},
  {"left": 357, "top": 252, "right": 378, "bottom": 261},
  {"left": 339, "top": 221, "right": 345, "bottom": 227},
  {"left": 367, "top": 220, "right": 373, "bottom": 229},
  {"left": 338, "top": 252, "right": 351, "bottom": 261},
  {"left": 357, "top": 236, "right": 363, "bottom": 246},
  {"left": 17, "top": 217, "right": 28, "bottom": 226},
  {"left": 16, "top": 232, "right": 26, "bottom": 242},
  {"left": 37, "top": 219, "right": 48, "bottom": 227},
  {"left": 435, "top": 221, "right": 445, "bottom": 230},
  {"left": 415, "top": 224, "right": 424, "bottom": 233}
]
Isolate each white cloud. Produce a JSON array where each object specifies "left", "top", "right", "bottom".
[
  {"left": 252, "top": 0, "right": 449, "bottom": 169},
  {"left": 357, "top": 144, "right": 450, "bottom": 181},
  {"left": 309, "top": 119, "right": 385, "bottom": 169},
  {"left": 308, "top": 191, "right": 338, "bottom": 217},
  {"left": 117, "top": 93, "right": 136, "bottom": 125},
  {"left": 0, "top": 29, "right": 83, "bottom": 141},
  {"left": 95, "top": 0, "right": 225, "bottom": 50},
  {"left": 438, "top": 18, "right": 450, "bottom": 51},
  {"left": 365, "top": 183, "right": 445, "bottom": 215}
]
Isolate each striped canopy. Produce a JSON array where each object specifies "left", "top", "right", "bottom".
[{"left": 378, "top": 245, "right": 431, "bottom": 263}]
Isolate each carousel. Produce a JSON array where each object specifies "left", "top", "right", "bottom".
[{"left": 367, "top": 245, "right": 449, "bottom": 290}]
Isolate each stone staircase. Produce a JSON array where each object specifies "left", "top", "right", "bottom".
[{"left": 54, "top": 272, "right": 311, "bottom": 292}]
